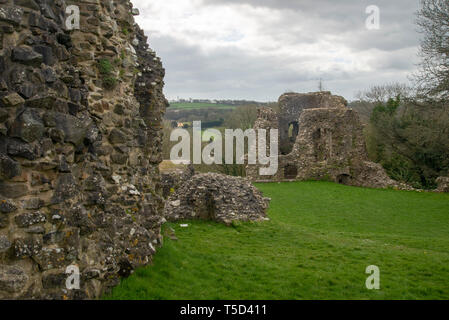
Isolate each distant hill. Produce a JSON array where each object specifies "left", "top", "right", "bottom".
[
  {"left": 169, "top": 99, "right": 270, "bottom": 110},
  {"left": 169, "top": 102, "right": 236, "bottom": 110}
]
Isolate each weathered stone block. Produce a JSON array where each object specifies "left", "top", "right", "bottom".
[
  {"left": 33, "top": 45, "right": 55, "bottom": 66},
  {"left": 0, "top": 182, "right": 28, "bottom": 199},
  {"left": 42, "top": 269, "right": 67, "bottom": 289},
  {"left": 111, "top": 153, "right": 128, "bottom": 165},
  {"left": 28, "top": 11, "right": 48, "bottom": 30},
  {"left": 0, "top": 6, "right": 24, "bottom": 25},
  {"left": 15, "top": 212, "right": 46, "bottom": 228},
  {"left": 12, "top": 46, "right": 43, "bottom": 67},
  {"left": 1, "top": 93, "right": 25, "bottom": 108},
  {"left": 25, "top": 226, "right": 45, "bottom": 234},
  {"left": 0, "top": 154, "right": 21, "bottom": 180},
  {"left": 0, "top": 265, "right": 28, "bottom": 293},
  {"left": 108, "top": 128, "right": 128, "bottom": 144},
  {"left": 66, "top": 205, "right": 94, "bottom": 236},
  {"left": 13, "top": 235, "right": 42, "bottom": 258},
  {"left": 25, "top": 94, "right": 57, "bottom": 109},
  {"left": 0, "top": 236, "right": 11, "bottom": 253},
  {"left": 50, "top": 112, "right": 91, "bottom": 147},
  {"left": 0, "top": 215, "right": 8, "bottom": 229},
  {"left": 0, "top": 199, "right": 17, "bottom": 214},
  {"left": 51, "top": 173, "right": 78, "bottom": 204},
  {"left": 10, "top": 108, "right": 45, "bottom": 143},
  {"left": 33, "top": 247, "right": 66, "bottom": 271},
  {"left": 43, "top": 231, "right": 64, "bottom": 245},
  {"left": 41, "top": 67, "right": 57, "bottom": 83},
  {"left": 6, "top": 138, "right": 37, "bottom": 160},
  {"left": 14, "top": 0, "right": 40, "bottom": 11}
]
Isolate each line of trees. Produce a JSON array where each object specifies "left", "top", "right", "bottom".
[{"left": 354, "top": 0, "right": 449, "bottom": 189}]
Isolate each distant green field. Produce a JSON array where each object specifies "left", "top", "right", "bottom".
[
  {"left": 169, "top": 102, "right": 236, "bottom": 110},
  {"left": 105, "top": 182, "right": 449, "bottom": 300}
]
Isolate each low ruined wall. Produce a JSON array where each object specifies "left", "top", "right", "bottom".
[
  {"left": 165, "top": 173, "right": 271, "bottom": 225},
  {"left": 0, "top": 0, "right": 167, "bottom": 299}
]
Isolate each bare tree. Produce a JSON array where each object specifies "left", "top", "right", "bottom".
[
  {"left": 225, "top": 104, "right": 259, "bottom": 130},
  {"left": 356, "top": 83, "right": 412, "bottom": 104},
  {"left": 414, "top": 0, "right": 449, "bottom": 99}
]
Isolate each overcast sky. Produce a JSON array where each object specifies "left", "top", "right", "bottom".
[{"left": 131, "top": 0, "right": 421, "bottom": 101}]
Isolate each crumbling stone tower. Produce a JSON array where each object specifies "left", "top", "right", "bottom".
[
  {"left": 0, "top": 0, "right": 167, "bottom": 299},
  {"left": 247, "top": 92, "right": 403, "bottom": 189},
  {"left": 277, "top": 92, "right": 347, "bottom": 155}
]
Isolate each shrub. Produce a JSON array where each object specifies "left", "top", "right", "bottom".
[
  {"left": 103, "top": 76, "right": 118, "bottom": 90},
  {"left": 366, "top": 93, "right": 449, "bottom": 189},
  {"left": 98, "top": 59, "right": 113, "bottom": 75},
  {"left": 98, "top": 59, "right": 118, "bottom": 90}
]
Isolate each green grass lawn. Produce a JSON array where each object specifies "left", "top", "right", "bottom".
[
  {"left": 104, "top": 181, "right": 449, "bottom": 300},
  {"left": 169, "top": 102, "right": 236, "bottom": 110}
]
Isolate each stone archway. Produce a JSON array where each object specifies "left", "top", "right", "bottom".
[
  {"left": 288, "top": 121, "right": 299, "bottom": 141},
  {"left": 281, "top": 121, "right": 299, "bottom": 155},
  {"left": 337, "top": 174, "right": 352, "bottom": 185}
]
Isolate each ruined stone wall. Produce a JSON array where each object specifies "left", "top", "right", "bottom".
[
  {"left": 0, "top": 0, "right": 167, "bottom": 299},
  {"left": 245, "top": 107, "right": 283, "bottom": 182},
  {"left": 288, "top": 107, "right": 400, "bottom": 189},
  {"left": 247, "top": 92, "right": 409, "bottom": 190}
]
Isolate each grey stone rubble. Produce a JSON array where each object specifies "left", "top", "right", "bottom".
[
  {"left": 164, "top": 172, "right": 271, "bottom": 225},
  {"left": 160, "top": 164, "right": 195, "bottom": 198},
  {"left": 0, "top": 0, "right": 167, "bottom": 299}
]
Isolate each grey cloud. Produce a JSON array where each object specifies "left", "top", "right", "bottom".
[
  {"left": 137, "top": 0, "right": 422, "bottom": 101},
  {"left": 148, "top": 34, "right": 414, "bottom": 101},
  {"left": 149, "top": 36, "right": 316, "bottom": 99},
  {"left": 203, "top": 0, "right": 421, "bottom": 52}
]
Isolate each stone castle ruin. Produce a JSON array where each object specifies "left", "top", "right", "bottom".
[
  {"left": 247, "top": 92, "right": 408, "bottom": 189},
  {"left": 1, "top": 0, "right": 435, "bottom": 302},
  {"left": 0, "top": 0, "right": 167, "bottom": 299}
]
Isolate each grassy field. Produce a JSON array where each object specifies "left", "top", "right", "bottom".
[
  {"left": 105, "top": 181, "right": 449, "bottom": 300},
  {"left": 169, "top": 102, "right": 236, "bottom": 110}
]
